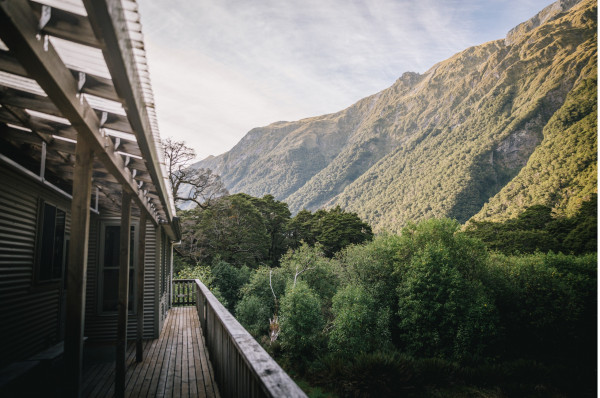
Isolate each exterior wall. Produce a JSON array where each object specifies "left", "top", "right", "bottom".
[
  {"left": 84, "top": 218, "right": 163, "bottom": 341},
  {"left": 0, "top": 161, "right": 173, "bottom": 364},
  {"left": 0, "top": 163, "right": 70, "bottom": 367}
]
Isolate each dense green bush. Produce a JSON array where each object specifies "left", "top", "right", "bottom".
[
  {"left": 483, "top": 252, "right": 596, "bottom": 364},
  {"left": 329, "top": 284, "right": 391, "bottom": 354},
  {"left": 279, "top": 243, "right": 340, "bottom": 310},
  {"left": 397, "top": 241, "right": 497, "bottom": 362},
  {"left": 234, "top": 295, "right": 273, "bottom": 337},
  {"left": 337, "top": 233, "right": 403, "bottom": 311},
  {"left": 465, "top": 195, "right": 597, "bottom": 255},
  {"left": 210, "top": 259, "right": 251, "bottom": 312},
  {"left": 279, "top": 281, "right": 325, "bottom": 362}
]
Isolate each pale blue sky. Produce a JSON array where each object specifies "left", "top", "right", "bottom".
[{"left": 137, "top": 0, "right": 554, "bottom": 160}]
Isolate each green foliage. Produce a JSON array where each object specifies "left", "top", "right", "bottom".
[
  {"left": 210, "top": 259, "right": 251, "bottom": 312},
  {"left": 279, "top": 281, "right": 325, "bottom": 362},
  {"left": 320, "top": 351, "right": 414, "bottom": 398},
  {"left": 395, "top": 218, "right": 489, "bottom": 280},
  {"left": 234, "top": 295, "right": 273, "bottom": 338},
  {"left": 308, "top": 206, "right": 373, "bottom": 256},
  {"left": 337, "top": 233, "right": 403, "bottom": 311},
  {"left": 466, "top": 195, "right": 597, "bottom": 254},
  {"left": 329, "top": 285, "right": 391, "bottom": 354},
  {"left": 279, "top": 243, "right": 340, "bottom": 309},
  {"left": 396, "top": 241, "right": 497, "bottom": 362},
  {"left": 178, "top": 193, "right": 270, "bottom": 267},
  {"left": 238, "top": 266, "right": 286, "bottom": 317},
  {"left": 175, "top": 264, "right": 214, "bottom": 285},
  {"left": 178, "top": 193, "right": 372, "bottom": 268},
  {"left": 482, "top": 252, "right": 597, "bottom": 365}
]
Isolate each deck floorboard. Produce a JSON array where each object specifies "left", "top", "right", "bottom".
[{"left": 83, "top": 307, "right": 220, "bottom": 398}]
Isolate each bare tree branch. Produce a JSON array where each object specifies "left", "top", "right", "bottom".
[{"left": 162, "top": 137, "right": 228, "bottom": 209}]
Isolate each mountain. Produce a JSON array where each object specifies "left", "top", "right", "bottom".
[{"left": 193, "top": 0, "right": 597, "bottom": 232}]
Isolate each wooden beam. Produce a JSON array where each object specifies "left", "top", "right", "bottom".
[
  {"left": 116, "top": 189, "right": 132, "bottom": 398},
  {"left": 0, "top": 50, "right": 120, "bottom": 102},
  {"left": 0, "top": 105, "right": 77, "bottom": 140},
  {"left": 29, "top": 1, "right": 99, "bottom": 48},
  {"left": 0, "top": 85, "right": 133, "bottom": 134},
  {"left": 0, "top": 0, "right": 158, "bottom": 225},
  {"left": 0, "top": 103, "right": 72, "bottom": 162},
  {"left": 83, "top": 0, "right": 173, "bottom": 226},
  {"left": 136, "top": 210, "right": 147, "bottom": 362},
  {"left": 0, "top": 122, "right": 75, "bottom": 156},
  {"left": 63, "top": 134, "right": 94, "bottom": 398}
]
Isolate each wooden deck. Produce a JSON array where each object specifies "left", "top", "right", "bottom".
[{"left": 82, "top": 307, "right": 220, "bottom": 398}]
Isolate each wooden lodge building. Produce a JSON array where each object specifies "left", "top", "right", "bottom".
[{"left": 0, "top": 0, "right": 305, "bottom": 397}]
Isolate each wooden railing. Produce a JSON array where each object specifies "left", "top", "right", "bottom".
[
  {"left": 185, "top": 279, "right": 307, "bottom": 398},
  {"left": 172, "top": 279, "right": 196, "bottom": 306}
]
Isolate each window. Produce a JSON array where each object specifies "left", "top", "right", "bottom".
[
  {"left": 99, "top": 222, "right": 136, "bottom": 313},
  {"left": 37, "top": 202, "right": 66, "bottom": 282}
]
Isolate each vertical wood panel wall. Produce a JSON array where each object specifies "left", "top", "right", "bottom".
[
  {"left": 0, "top": 162, "right": 171, "bottom": 365},
  {"left": 0, "top": 164, "right": 69, "bottom": 367},
  {"left": 84, "top": 216, "right": 165, "bottom": 341}
]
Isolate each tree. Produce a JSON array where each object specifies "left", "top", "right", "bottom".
[
  {"left": 329, "top": 284, "right": 392, "bottom": 354},
  {"left": 288, "top": 206, "right": 373, "bottom": 257},
  {"left": 162, "top": 137, "right": 228, "bottom": 209},
  {"left": 184, "top": 194, "right": 270, "bottom": 267},
  {"left": 279, "top": 281, "right": 324, "bottom": 362}
]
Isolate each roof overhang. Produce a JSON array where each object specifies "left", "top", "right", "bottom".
[{"left": 0, "top": 0, "right": 179, "bottom": 240}]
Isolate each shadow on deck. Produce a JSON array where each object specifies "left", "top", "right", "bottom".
[{"left": 83, "top": 307, "right": 220, "bottom": 398}]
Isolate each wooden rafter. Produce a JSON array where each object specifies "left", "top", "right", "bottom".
[
  {"left": 83, "top": 0, "right": 174, "bottom": 226},
  {"left": 0, "top": 85, "right": 132, "bottom": 134},
  {"left": 0, "top": 49, "right": 119, "bottom": 102},
  {"left": 0, "top": 0, "right": 159, "bottom": 225}
]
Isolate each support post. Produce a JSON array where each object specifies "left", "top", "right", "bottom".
[
  {"left": 136, "top": 210, "right": 147, "bottom": 362},
  {"left": 116, "top": 190, "right": 132, "bottom": 398},
  {"left": 64, "top": 136, "right": 94, "bottom": 398}
]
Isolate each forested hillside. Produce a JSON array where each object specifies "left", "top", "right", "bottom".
[{"left": 194, "top": 0, "right": 596, "bottom": 232}]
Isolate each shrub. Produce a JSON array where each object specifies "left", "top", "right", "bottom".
[
  {"left": 279, "top": 281, "right": 324, "bottom": 362},
  {"left": 321, "top": 351, "right": 414, "bottom": 398},
  {"left": 234, "top": 294, "right": 272, "bottom": 338},
  {"left": 329, "top": 284, "right": 391, "bottom": 354},
  {"left": 397, "top": 241, "right": 497, "bottom": 362},
  {"left": 211, "top": 259, "right": 251, "bottom": 312},
  {"left": 279, "top": 243, "right": 340, "bottom": 309}
]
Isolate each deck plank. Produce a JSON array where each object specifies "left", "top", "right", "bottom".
[{"left": 83, "top": 308, "right": 219, "bottom": 397}]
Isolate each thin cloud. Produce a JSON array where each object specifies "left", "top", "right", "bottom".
[{"left": 138, "top": 0, "right": 553, "bottom": 160}]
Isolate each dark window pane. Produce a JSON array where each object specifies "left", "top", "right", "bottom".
[
  {"left": 101, "top": 225, "right": 136, "bottom": 313},
  {"left": 129, "top": 269, "right": 135, "bottom": 311},
  {"left": 39, "top": 204, "right": 56, "bottom": 280},
  {"left": 104, "top": 226, "right": 120, "bottom": 269},
  {"left": 52, "top": 209, "right": 65, "bottom": 279},
  {"left": 102, "top": 269, "right": 119, "bottom": 312}
]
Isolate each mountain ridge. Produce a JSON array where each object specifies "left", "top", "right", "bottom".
[{"left": 193, "top": 0, "right": 597, "bottom": 232}]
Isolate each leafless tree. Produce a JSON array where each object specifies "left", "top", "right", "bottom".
[
  {"left": 162, "top": 137, "right": 228, "bottom": 209},
  {"left": 269, "top": 270, "right": 280, "bottom": 344}
]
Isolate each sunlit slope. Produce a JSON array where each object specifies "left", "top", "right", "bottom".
[{"left": 194, "top": 0, "right": 597, "bottom": 232}]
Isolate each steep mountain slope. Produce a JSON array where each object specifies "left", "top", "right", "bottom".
[{"left": 194, "top": 0, "right": 597, "bottom": 232}]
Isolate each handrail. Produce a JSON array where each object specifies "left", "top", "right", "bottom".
[
  {"left": 191, "top": 278, "right": 307, "bottom": 398},
  {"left": 172, "top": 279, "right": 195, "bottom": 306}
]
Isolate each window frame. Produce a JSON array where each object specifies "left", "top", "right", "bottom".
[
  {"left": 34, "top": 199, "right": 68, "bottom": 285},
  {"left": 97, "top": 219, "right": 138, "bottom": 315}
]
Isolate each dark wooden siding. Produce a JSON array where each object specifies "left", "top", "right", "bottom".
[
  {"left": 84, "top": 218, "right": 164, "bottom": 341},
  {"left": 0, "top": 164, "right": 69, "bottom": 367},
  {"left": 0, "top": 161, "right": 169, "bottom": 363}
]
